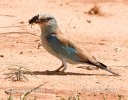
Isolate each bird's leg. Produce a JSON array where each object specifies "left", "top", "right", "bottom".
[
  {"left": 45, "top": 59, "right": 67, "bottom": 74},
  {"left": 53, "top": 64, "right": 64, "bottom": 72},
  {"left": 58, "top": 59, "right": 67, "bottom": 74}
]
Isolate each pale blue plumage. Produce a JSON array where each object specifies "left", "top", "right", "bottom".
[{"left": 47, "top": 34, "right": 82, "bottom": 62}]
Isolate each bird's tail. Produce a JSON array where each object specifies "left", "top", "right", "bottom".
[{"left": 96, "top": 62, "right": 119, "bottom": 76}]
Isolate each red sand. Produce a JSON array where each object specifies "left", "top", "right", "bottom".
[{"left": 0, "top": 0, "right": 128, "bottom": 99}]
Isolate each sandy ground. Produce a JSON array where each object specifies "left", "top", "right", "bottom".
[{"left": 0, "top": 0, "right": 128, "bottom": 100}]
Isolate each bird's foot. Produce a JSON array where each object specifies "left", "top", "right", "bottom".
[
  {"left": 44, "top": 70, "right": 65, "bottom": 75},
  {"left": 57, "top": 70, "right": 66, "bottom": 75}
]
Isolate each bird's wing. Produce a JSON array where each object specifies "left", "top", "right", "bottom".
[{"left": 47, "top": 33, "right": 98, "bottom": 64}]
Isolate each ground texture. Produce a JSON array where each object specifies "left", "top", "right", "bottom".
[{"left": 0, "top": 0, "right": 128, "bottom": 100}]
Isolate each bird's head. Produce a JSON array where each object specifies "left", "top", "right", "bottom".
[{"left": 29, "top": 14, "right": 57, "bottom": 33}]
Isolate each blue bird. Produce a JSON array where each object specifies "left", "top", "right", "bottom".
[{"left": 29, "top": 13, "right": 119, "bottom": 75}]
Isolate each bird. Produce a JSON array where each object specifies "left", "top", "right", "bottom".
[{"left": 29, "top": 13, "right": 119, "bottom": 76}]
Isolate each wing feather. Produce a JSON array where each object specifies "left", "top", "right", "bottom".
[{"left": 47, "top": 33, "right": 98, "bottom": 65}]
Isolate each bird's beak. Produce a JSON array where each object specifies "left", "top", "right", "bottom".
[{"left": 29, "top": 14, "right": 39, "bottom": 24}]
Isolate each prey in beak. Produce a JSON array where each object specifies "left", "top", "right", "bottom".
[
  {"left": 29, "top": 14, "right": 54, "bottom": 25},
  {"left": 29, "top": 14, "right": 39, "bottom": 24}
]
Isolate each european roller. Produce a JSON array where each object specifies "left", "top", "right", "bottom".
[{"left": 29, "top": 13, "right": 119, "bottom": 76}]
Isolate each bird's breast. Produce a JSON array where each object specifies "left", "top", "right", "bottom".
[{"left": 40, "top": 34, "right": 60, "bottom": 59}]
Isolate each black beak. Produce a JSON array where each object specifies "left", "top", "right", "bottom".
[{"left": 29, "top": 14, "right": 39, "bottom": 24}]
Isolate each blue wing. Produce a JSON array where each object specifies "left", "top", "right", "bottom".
[{"left": 47, "top": 34, "right": 82, "bottom": 62}]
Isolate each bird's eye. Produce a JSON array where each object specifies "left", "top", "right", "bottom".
[
  {"left": 47, "top": 17, "right": 53, "bottom": 20},
  {"left": 40, "top": 17, "right": 53, "bottom": 22},
  {"left": 40, "top": 18, "right": 47, "bottom": 22}
]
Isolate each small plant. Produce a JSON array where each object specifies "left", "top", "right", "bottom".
[
  {"left": 56, "top": 92, "right": 80, "bottom": 100},
  {"left": 20, "top": 82, "right": 48, "bottom": 100},
  {"left": 6, "top": 82, "right": 48, "bottom": 100},
  {"left": 8, "top": 93, "right": 13, "bottom": 100},
  {"left": 118, "top": 95, "right": 125, "bottom": 100},
  {"left": 102, "top": 94, "right": 106, "bottom": 100},
  {"left": 4, "top": 65, "right": 36, "bottom": 81},
  {"left": 56, "top": 93, "right": 126, "bottom": 100},
  {"left": 86, "top": 5, "right": 104, "bottom": 16}
]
